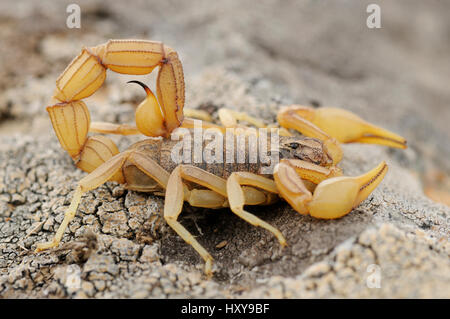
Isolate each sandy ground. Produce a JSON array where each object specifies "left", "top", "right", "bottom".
[{"left": 0, "top": 0, "right": 449, "bottom": 298}]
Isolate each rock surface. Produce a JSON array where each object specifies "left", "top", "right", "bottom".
[{"left": 0, "top": 0, "right": 449, "bottom": 298}]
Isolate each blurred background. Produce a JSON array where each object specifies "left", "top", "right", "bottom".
[{"left": 0, "top": 0, "right": 449, "bottom": 205}]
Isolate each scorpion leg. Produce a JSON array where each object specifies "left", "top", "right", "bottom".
[
  {"left": 127, "top": 152, "right": 233, "bottom": 258},
  {"left": 217, "top": 108, "right": 292, "bottom": 136},
  {"left": 214, "top": 108, "right": 292, "bottom": 136},
  {"left": 218, "top": 108, "right": 266, "bottom": 128},
  {"left": 181, "top": 107, "right": 292, "bottom": 137},
  {"left": 119, "top": 157, "right": 226, "bottom": 275},
  {"left": 164, "top": 165, "right": 277, "bottom": 275},
  {"left": 35, "top": 151, "right": 130, "bottom": 252},
  {"left": 180, "top": 110, "right": 256, "bottom": 134},
  {"left": 36, "top": 148, "right": 173, "bottom": 252},
  {"left": 280, "top": 159, "right": 343, "bottom": 184},
  {"left": 226, "top": 172, "right": 286, "bottom": 246},
  {"left": 181, "top": 118, "right": 225, "bottom": 132},
  {"left": 274, "top": 160, "right": 388, "bottom": 219},
  {"left": 164, "top": 165, "right": 228, "bottom": 276},
  {"left": 126, "top": 150, "right": 230, "bottom": 209},
  {"left": 184, "top": 109, "right": 213, "bottom": 122}
]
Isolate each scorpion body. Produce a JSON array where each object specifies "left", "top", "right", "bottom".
[{"left": 124, "top": 132, "right": 332, "bottom": 183}]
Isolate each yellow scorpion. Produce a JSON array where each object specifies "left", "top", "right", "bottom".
[{"left": 37, "top": 39, "right": 407, "bottom": 275}]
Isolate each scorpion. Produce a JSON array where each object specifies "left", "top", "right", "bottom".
[{"left": 36, "top": 39, "right": 407, "bottom": 275}]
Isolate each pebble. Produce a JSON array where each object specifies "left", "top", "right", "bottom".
[
  {"left": 11, "top": 194, "right": 26, "bottom": 205},
  {"left": 215, "top": 240, "right": 227, "bottom": 249}
]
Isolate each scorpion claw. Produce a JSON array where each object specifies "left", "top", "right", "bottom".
[
  {"left": 307, "top": 161, "right": 388, "bottom": 219},
  {"left": 292, "top": 106, "right": 407, "bottom": 149},
  {"left": 274, "top": 160, "right": 388, "bottom": 219}
]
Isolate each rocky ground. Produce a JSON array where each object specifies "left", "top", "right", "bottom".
[{"left": 0, "top": 0, "right": 449, "bottom": 298}]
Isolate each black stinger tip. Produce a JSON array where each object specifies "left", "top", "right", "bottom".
[{"left": 127, "top": 80, "right": 151, "bottom": 95}]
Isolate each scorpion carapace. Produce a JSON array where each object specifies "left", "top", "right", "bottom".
[{"left": 37, "top": 39, "right": 407, "bottom": 276}]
